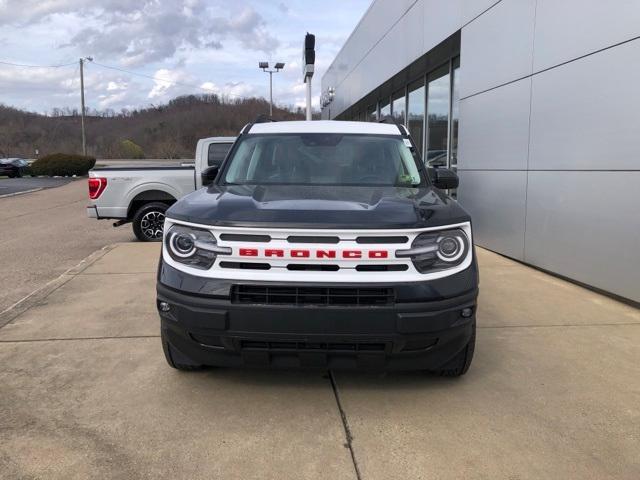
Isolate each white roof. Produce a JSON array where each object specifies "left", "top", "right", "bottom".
[
  {"left": 248, "top": 120, "right": 402, "bottom": 135},
  {"left": 200, "top": 136, "right": 236, "bottom": 143}
]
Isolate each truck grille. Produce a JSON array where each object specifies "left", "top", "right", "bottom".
[{"left": 231, "top": 285, "right": 395, "bottom": 306}]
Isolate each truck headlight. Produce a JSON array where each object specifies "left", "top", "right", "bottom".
[
  {"left": 396, "top": 228, "right": 470, "bottom": 273},
  {"left": 165, "top": 224, "right": 231, "bottom": 269}
]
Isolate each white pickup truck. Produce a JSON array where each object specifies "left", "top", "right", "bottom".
[{"left": 86, "top": 137, "right": 235, "bottom": 241}]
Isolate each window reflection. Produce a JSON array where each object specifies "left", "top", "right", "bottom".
[
  {"left": 391, "top": 90, "right": 405, "bottom": 125},
  {"left": 426, "top": 65, "right": 450, "bottom": 169},
  {"left": 366, "top": 104, "right": 377, "bottom": 122},
  {"left": 450, "top": 58, "right": 460, "bottom": 172},
  {"left": 379, "top": 98, "right": 391, "bottom": 121},
  {"left": 407, "top": 79, "right": 425, "bottom": 158}
]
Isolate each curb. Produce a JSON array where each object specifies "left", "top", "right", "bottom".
[{"left": 0, "top": 244, "right": 118, "bottom": 329}]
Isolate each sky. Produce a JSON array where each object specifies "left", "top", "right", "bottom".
[{"left": 0, "top": 0, "right": 371, "bottom": 114}]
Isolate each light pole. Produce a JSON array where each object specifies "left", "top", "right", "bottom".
[
  {"left": 259, "top": 62, "right": 285, "bottom": 117},
  {"left": 79, "top": 56, "right": 93, "bottom": 156}
]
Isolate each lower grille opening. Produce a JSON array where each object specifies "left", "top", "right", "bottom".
[
  {"left": 356, "top": 264, "right": 408, "bottom": 272},
  {"left": 287, "top": 264, "right": 340, "bottom": 271},
  {"left": 240, "top": 340, "right": 386, "bottom": 352},
  {"left": 231, "top": 285, "right": 395, "bottom": 306},
  {"left": 219, "top": 262, "right": 271, "bottom": 270}
]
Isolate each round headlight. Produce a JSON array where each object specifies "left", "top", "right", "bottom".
[
  {"left": 170, "top": 232, "right": 196, "bottom": 257},
  {"left": 437, "top": 234, "right": 465, "bottom": 262}
]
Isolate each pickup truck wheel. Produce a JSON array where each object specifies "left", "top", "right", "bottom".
[
  {"left": 430, "top": 322, "right": 475, "bottom": 377},
  {"left": 132, "top": 202, "right": 167, "bottom": 242},
  {"left": 161, "top": 330, "right": 203, "bottom": 371}
]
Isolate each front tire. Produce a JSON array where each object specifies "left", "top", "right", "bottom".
[
  {"left": 132, "top": 202, "right": 167, "bottom": 242},
  {"left": 430, "top": 322, "right": 475, "bottom": 377},
  {"left": 161, "top": 330, "right": 203, "bottom": 371}
]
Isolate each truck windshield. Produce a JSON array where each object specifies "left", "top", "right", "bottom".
[{"left": 222, "top": 134, "right": 424, "bottom": 187}]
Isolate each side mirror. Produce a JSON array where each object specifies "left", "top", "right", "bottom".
[
  {"left": 428, "top": 167, "right": 459, "bottom": 190},
  {"left": 201, "top": 165, "right": 220, "bottom": 187}
]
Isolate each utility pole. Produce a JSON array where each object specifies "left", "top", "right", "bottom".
[
  {"left": 79, "top": 58, "right": 86, "bottom": 156},
  {"left": 79, "top": 56, "right": 93, "bottom": 156},
  {"left": 259, "top": 62, "right": 285, "bottom": 118},
  {"left": 269, "top": 70, "right": 273, "bottom": 117}
]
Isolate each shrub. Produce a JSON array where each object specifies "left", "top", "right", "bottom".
[
  {"left": 120, "top": 139, "right": 144, "bottom": 159},
  {"left": 30, "top": 153, "right": 96, "bottom": 177}
]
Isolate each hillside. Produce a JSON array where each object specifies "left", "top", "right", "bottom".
[{"left": 0, "top": 95, "right": 307, "bottom": 159}]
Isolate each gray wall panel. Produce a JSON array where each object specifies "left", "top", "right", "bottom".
[
  {"left": 458, "top": 77, "right": 531, "bottom": 170},
  {"left": 423, "top": 0, "right": 461, "bottom": 53},
  {"left": 460, "top": 0, "right": 536, "bottom": 97},
  {"left": 525, "top": 171, "right": 640, "bottom": 302},
  {"left": 533, "top": 0, "right": 640, "bottom": 72},
  {"left": 529, "top": 39, "right": 640, "bottom": 171},
  {"left": 322, "top": 0, "right": 463, "bottom": 118},
  {"left": 461, "top": 0, "right": 501, "bottom": 25},
  {"left": 457, "top": 170, "right": 527, "bottom": 260}
]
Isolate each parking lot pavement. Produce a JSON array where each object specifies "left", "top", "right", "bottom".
[
  {"left": 0, "top": 180, "right": 132, "bottom": 314},
  {"left": 0, "top": 244, "right": 638, "bottom": 479},
  {"left": 0, "top": 177, "right": 72, "bottom": 196}
]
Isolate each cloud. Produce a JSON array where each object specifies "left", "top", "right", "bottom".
[
  {"left": 2, "top": 1, "right": 280, "bottom": 67},
  {"left": 0, "top": 0, "right": 372, "bottom": 113},
  {"left": 211, "top": 7, "right": 280, "bottom": 53}
]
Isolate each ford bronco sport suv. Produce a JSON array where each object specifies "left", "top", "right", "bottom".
[{"left": 157, "top": 120, "right": 478, "bottom": 376}]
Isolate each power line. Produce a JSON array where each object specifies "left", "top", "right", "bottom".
[
  {"left": 90, "top": 61, "right": 252, "bottom": 99},
  {"left": 0, "top": 60, "right": 77, "bottom": 68}
]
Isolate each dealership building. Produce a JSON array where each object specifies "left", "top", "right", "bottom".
[{"left": 321, "top": 0, "right": 640, "bottom": 303}]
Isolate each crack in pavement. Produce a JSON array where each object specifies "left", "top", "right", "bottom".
[{"left": 329, "top": 370, "right": 362, "bottom": 480}]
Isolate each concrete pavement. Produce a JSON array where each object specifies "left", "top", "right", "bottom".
[
  {"left": 0, "top": 244, "right": 638, "bottom": 479},
  {"left": 0, "top": 180, "right": 132, "bottom": 313}
]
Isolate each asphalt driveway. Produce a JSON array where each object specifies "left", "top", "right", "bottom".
[{"left": 0, "top": 177, "right": 73, "bottom": 196}]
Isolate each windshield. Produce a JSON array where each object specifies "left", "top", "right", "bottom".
[{"left": 222, "top": 133, "right": 424, "bottom": 187}]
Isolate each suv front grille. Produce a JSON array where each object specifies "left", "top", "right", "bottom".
[{"left": 231, "top": 285, "right": 395, "bottom": 306}]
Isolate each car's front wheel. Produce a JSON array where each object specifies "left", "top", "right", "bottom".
[{"left": 132, "top": 202, "right": 167, "bottom": 242}]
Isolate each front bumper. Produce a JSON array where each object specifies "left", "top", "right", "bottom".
[{"left": 157, "top": 259, "right": 478, "bottom": 371}]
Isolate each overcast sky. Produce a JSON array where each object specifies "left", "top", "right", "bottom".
[{"left": 0, "top": 0, "right": 370, "bottom": 114}]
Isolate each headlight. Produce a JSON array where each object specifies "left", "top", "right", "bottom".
[
  {"left": 165, "top": 224, "right": 231, "bottom": 269},
  {"left": 396, "top": 228, "right": 470, "bottom": 273}
]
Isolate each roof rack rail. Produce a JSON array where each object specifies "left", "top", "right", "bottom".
[
  {"left": 378, "top": 117, "right": 409, "bottom": 136},
  {"left": 242, "top": 115, "right": 277, "bottom": 135},
  {"left": 254, "top": 114, "right": 276, "bottom": 124}
]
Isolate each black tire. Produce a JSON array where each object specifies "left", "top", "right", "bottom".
[
  {"left": 7, "top": 172, "right": 15, "bottom": 178},
  {"left": 161, "top": 330, "right": 203, "bottom": 371},
  {"left": 431, "top": 322, "right": 476, "bottom": 377},
  {"left": 132, "top": 202, "right": 167, "bottom": 242}
]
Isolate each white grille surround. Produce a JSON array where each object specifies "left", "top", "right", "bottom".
[{"left": 162, "top": 219, "right": 473, "bottom": 283}]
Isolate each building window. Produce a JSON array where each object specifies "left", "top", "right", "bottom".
[
  {"left": 450, "top": 57, "right": 460, "bottom": 172},
  {"left": 407, "top": 79, "right": 425, "bottom": 158},
  {"left": 426, "top": 65, "right": 450, "bottom": 168},
  {"left": 391, "top": 89, "right": 406, "bottom": 125},
  {"left": 366, "top": 104, "right": 377, "bottom": 122},
  {"left": 379, "top": 98, "right": 391, "bottom": 121}
]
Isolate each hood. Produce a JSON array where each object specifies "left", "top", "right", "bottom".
[{"left": 167, "top": 184, "right": 470, "bottom": 229}]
